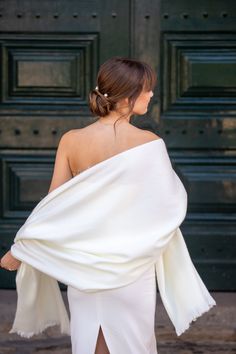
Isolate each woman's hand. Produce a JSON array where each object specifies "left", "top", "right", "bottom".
[{"left": 0, "top": 250, "right": 21, "bottom": 271}]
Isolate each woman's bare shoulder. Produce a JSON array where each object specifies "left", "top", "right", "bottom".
[
  {"left": 62, "top": 124, "right": 96, "bottom": 139},
  {"left": 54, "top": 130, "right": 83, "bottom": 158},
  {"left": 59, "top": 129, "right": 83, "bottom": 145},
  {"left": 133, "top": 128, "right": 162, "bottom": 144}
]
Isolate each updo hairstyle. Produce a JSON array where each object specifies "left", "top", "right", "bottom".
[{"left": 89, "top": 57, "right": 156, "bottom": 122}]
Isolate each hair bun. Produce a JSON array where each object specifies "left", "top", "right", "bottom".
[{"left": 89, "top": 89, "right": 112, "bottom": 117}]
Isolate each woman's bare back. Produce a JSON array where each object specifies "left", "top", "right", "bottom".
[{"left": 66, "top": 121, "right": 160, "bottom": 177}]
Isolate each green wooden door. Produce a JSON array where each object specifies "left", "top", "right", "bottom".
[
  {"left": 0, "top": 0, "right": 235, "bottom": 290},
  {"left": 156, "top": 0, "right": 236, "bottom": 290}
]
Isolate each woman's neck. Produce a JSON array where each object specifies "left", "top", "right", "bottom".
[{"left": 97, "top": 110, "right": 132, "bottom": 125}]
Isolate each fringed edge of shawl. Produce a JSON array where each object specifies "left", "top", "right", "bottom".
[
  {"left": 9, "top": 321, "right": 70, "bottom": 339},
  {"left": 176, "top": 298, "right": 216, "bottom": 336}
]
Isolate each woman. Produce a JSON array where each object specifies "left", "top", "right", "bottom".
[{"left": 0, "top": 57, "right": 216, "bottom": 354}]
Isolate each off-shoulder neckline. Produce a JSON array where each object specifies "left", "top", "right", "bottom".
[
  {"left": 38, "top": 137, "right": 164, "bottom": 208},
  {"left": 73, "top": 137, "right": 164, "bottom": 178}
]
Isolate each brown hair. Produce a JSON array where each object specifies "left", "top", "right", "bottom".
[{"left": 88, "top": 57, "right": 156, "bottom": 131}]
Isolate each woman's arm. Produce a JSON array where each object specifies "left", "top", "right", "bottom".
[
  {"left": 48, "top": 132, "right": 73, "bottom": 193},
  {"left": 0, "top": 132, "right": 73, "bottom": 271}
]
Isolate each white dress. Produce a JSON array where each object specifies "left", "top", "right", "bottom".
[{"left": 67, "top": 263, "right": 158, "bottom": 354}]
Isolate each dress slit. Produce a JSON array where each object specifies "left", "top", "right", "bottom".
[
  {"left": 67, "top": 264, "right": 158, "bottom": 354},
  {"left": 94, "top": 325, "right": 110, "bottom": 354}
]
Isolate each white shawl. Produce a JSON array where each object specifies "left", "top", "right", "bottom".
[{"left": 10, "top": 138, "right": 216, "bottom": 338}]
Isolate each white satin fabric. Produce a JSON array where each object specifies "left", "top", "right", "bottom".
[
  {"left": 67, "top": 264, "right": 157, "bottom": 354},
  {"left": 10, "top": 138, "right": 216, "bottom": 339}
]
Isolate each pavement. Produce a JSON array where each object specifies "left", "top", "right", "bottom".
[{"left": 0, "top": 290, "right": 235, "bottom": 354}]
